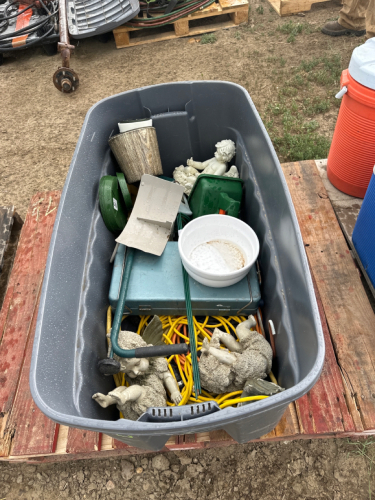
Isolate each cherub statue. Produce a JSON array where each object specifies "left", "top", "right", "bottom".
[
  {"left": 93, "top": 317, "right": 182, "bottom": 420},
  {"left": 187, "top": 139, "right": 237, "bottom": 175},
  {"left": 173, "top": 165, "right": 200, "bottom": 196},
  {"left": 173, "top": 140, "right": 239, "bottom": 195},
  {"left": 199, "top": 315, "right": 283, "bottom": 395}
]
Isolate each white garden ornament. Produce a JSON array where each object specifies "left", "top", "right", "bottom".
[{"left": 173, "top": 139, "right": 239, "bottom": 195}]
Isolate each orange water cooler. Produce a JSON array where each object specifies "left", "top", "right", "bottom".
[{"left": 327, "top": 38, "right": 375, "bottom": 198}]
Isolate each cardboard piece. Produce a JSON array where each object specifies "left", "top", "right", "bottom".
[{"left": 116, "top": 175, "right": 184, "bottom": 256}]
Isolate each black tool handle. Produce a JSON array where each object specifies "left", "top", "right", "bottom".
[{"left": 134, "top": 344, "right": 189, "bottom": 358}]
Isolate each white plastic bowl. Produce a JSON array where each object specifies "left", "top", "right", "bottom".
[{"left": 178, "top": 214, "right": 260, "bottom": 288}]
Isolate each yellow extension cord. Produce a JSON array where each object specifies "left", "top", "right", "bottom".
[{"left": 106, "top": 308, "right": 275, "bottom": 414}]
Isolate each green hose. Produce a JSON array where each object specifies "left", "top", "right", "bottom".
[
  {"left": 177, "top": 213, "right": 201, "bottom": 397},
  {"left": 127, "top": 0, "right": 216, "bottom": 27},
  {"left": 110, "top": 247, "right": 136, "bottom": 358},
  {"left": 109, "top": 246, "right": 189, "bottom": 360}
]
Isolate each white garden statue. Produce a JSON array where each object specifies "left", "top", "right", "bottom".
[
  {"left": 173, "top": 139, "right": 239, "bottom": 195},
  {"left": 93, "top": 317, "right": 182, "bottom": 421},
  {"left": 199, "top": 315, "right": 284, "bottom": 397}
]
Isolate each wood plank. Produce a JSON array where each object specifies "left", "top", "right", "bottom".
[
  {"left": 187, "top": 19, "right": 239, "bottom": 35},
  {"left": 315, "top": 159, "right": 363, "bottom": 241},
  {"left": 274, "top": 403, "right": 300, "bottom": 437},
  {"left": 0, "top": 195, "right": 56, "bottom": 446},
  {"left": 101, "top": 434, "right": 114, "bottom": 451},
  {"left": 282, "top": 161, "right": 375, "bottom": 431},
  {"left": 184, "top": 433, "right": 198, "bottom": 444},
  {"left": 0, "top": 192, "right": 61, "bottom": 457},
  {"left": 55, "top": 425, "right": 69, "bottom": 455},
  {"left": 7, "top": 286, "right": 59, "bottom": 457},
  {"left": 267, "top": 0, "right": 281, "bottom": 15},
  {"left": 219, "top": 0, "right": 248, "bottom": 8},
  {"left": 315, "top": 160, "right": 375, "bottom": 301},
  {"left": 267, "top": 0, "right": 331, "bottom": 16},
  {"left": 114, "top": 31, "right": 130, "bottom": 47},
  {"left": 0, "top": 206, "right": 14, "bottom": 272},
  {"left": 350, "top": 246, "right": 375, "bottom": 302},
  {"left": 229, "top": 8, "right": 248, "bottom": 24},
  {"left": 295, "top": 279, "right": 357, "bottom": 434},
  {"left": 66, "top": 428, "right": 102, "bottom": 454},
  {"left": 188, "top": 2, "right": 222, "bottom": 18}
]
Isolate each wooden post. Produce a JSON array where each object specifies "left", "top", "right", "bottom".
[
  {"left": 229, "top": 7, "right": 248, "bottom": 24},
  {"left": 113, "top": 30, "right": 131, "bottom": 48},
  {"left": 174, "top": 19, "right": 190, "bottom": 36}
]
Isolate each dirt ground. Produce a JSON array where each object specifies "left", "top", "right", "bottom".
[
  {"left": 1, "top": 438, "right": 375, "bottom": 500},
  {"left": 1, "top": 1, "right": 375, "bottom": 498}
]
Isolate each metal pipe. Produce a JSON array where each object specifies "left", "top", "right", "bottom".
[
  {"left": 53, "top": 0, "right": 79, "bottom": 92},
  {"left": 59, "top": 0, "right": 70, "bottom": 67}
]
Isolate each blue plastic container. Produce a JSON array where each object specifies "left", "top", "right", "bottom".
[{"left": 352, "top": 165, "right": 375, "bottom": 286}]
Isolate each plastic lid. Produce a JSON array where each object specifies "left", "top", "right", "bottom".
[{"left": 348, "top": 38, "right": 375, "bottom": 90}]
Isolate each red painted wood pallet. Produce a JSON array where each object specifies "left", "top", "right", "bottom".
[{"left": 1, "top": 160, "right": 375, "bottom": 463}]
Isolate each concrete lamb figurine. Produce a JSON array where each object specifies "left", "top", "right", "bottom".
[
  {"left": 173, "top": 139, "right": 239, "bottom": 195},
  {"left": 199, "top": 315, "right": 283, "bottom": 395},
  {"left": 93, "top": 316, "right": 182, "bottom": 421}
]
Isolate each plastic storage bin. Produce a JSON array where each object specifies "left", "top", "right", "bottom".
[
  {"left": 352, "top": 165, "right": 375, "bottom": 287},
  {"left": 30, "top": 82, "right": 324, "bottom": 452}
]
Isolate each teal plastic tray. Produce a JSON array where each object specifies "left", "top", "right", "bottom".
[{"left": 109, "top": 242, "right": 261, "bottom": 316}]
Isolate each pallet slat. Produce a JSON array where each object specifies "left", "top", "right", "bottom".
[
  {"left": 66, "top": 429, "right": 102, "bottom": 454},
  {"left": 274, "top": 402, "right": 300, "bottom": 437},
  {"left": 0, "top": 195, "right": 56, "bottom": 455},
  {"left": 294, "top": 279, "right": 357, "bottom": 435},
  {"left": 267, "top": 0, "right": 331, "bottom": 16},
  {"left": 8, "top": 286, "right": 59, "bottom": 457},
  {"left": 315, "top": 160, "right": 375, "bottom": 300},
  {"left": 282, "top": 161, "right": 375, "bottom": 431},
  {"left": 0, "top": 192, "right": 61, "bottom": 457}
]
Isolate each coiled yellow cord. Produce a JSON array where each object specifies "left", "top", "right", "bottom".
[
  {"left": 219, "top": 395, "right": 269, "bottom": 409},
  {"left": 106, "top": 308, "right": 276, "bottom": 414}
]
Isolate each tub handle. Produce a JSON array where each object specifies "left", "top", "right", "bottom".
[{"left": 335, "top": 86, "right": 348, "bottom": 99}]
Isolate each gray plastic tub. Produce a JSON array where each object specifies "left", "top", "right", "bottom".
[{"left": 30, "top": 82, "right": 324, "bottom": 451}]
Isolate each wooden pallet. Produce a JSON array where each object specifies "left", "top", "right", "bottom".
[
  {"left": 266, "top": 0, "right": 331, "bottom": 16},
  {"left": 1, "top": 160, "right": 375, "bottom": 463},
  {"left": 113, "top": 0, "right": 248, "bottom": 48}
]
